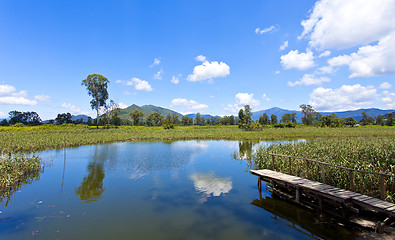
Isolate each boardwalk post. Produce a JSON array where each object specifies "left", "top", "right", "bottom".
[
  {"left": 288, "top": 157, "right": 292, "bottom": 175},
  {"left": 271, "top": 155, "right": 275, "bottom": 170},
  {"left": 349, "top": 170, "right": 354, "bottom": 192},
  {"left": 305, "top": 160, "right": 309, "bottom": 178},
  {"left": 320, "top": 163, "right": 326, "bottom": 184},
  {"left": 380, "top": 175, "right": 386, "bottom": 200}
]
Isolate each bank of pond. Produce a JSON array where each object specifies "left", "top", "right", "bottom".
[{"left": 0, "top": 138, "right": 394, "bottom": 239}]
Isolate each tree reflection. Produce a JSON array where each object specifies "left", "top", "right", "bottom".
[
  {"left": 75, "top": 145, "right": 109, "bottom": 203},
  {"left": 75, "top": 161, "right": 105, "bottom": 202}
]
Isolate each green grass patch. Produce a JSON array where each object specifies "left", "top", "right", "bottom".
[{"left": 0, "top": 124, "right": 394, "bottom": 153}]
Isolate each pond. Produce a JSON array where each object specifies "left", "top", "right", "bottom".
[{"left": 0, "top": 140, "right": 360, "bottom": 239}]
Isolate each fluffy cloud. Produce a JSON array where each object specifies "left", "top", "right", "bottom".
[
  {"left": 382, "top": 91, "right": 395, "bottom": 109},
  {"left": 255, "top": 26, "right": 275, "bottom": 34},
  {"left": 0, "top": 84, "right": 37, "bottom": 105},
  {"left": 61, "top": 103, "right": 89, "bottom": 115},
  {"left": 149, "top": 58, "right": 161, "bottom": 67},
  {"left": 279, "top": 41, "right": 288, "bottom": 51},
  {"left": 379, "top": 82, "right": 392, "bottom": 89},
  {"left": 153, "top": 69, "right": 162, "bottom": 80},
  {"left": 309, "top": 84, "right": 378, "bottom": 111},
  {"left": 280, "top": 50, "right": 315, "bottom": 70},
  {"left": 118, "top": 102, "right": 128, "bottom": 109},
  {"left": 262, "top": 93, "right": 270, "bottom": 102},
  {"left": 327, "top": 32, "right": 395, "bottom": 78},
  {"left": 299, "top": 0, "right": 395, "bottom": 78},
  {"left": 195, "top": 55, "right": 207, "bottom": 62},
  {"left": 34, "top": 95, "right": 52, "bottom": 102},
  {"left": 318, "top": 50, "right": 331, "bottom": 58},
  {"left": 171, "top": 98, "right": 208, "bottom": 113},
  {"left": 116, "top": 78, "right": 153, "bottom": 92},
  {"left": 225, "top": 93, "right": 261, "bottom": 113},
  {"left": 171, "top": 74, "right": 180, "bottom": 84},
  {"left": 187, "top": 57, "right": 230, "bottom": 82},
  {"left": 288, "top": 74, "right": 331, "bottom": 86},
  {"left": 299, "top": 0, "right": 395, "bottom": 50}
]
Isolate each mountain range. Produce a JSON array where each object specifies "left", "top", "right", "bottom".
[{"left": 10, "top": 105, "right": 394, "bottom": 123}]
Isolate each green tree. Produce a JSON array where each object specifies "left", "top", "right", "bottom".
[
  {"left": 146, "top": 112, "right": 163, "bottom": 126},
  {"left": 259, "top": 113, "right": 270, "bottom": 125},
  {"left": 343, "top": 117, "right": 357, "bottom": 127},
  {"left": 163, "top": 113, "right": 174, "bottom": 129},
  {"left": 387, "top": 112, "right": 393, "bottom": 126},
  {"left": 55, "top": 113, "right": 72, "bottom": 124},
  {"left": 9, "top": 111, "right": 41, "bottom": 125},
  {"left": 300, "top": 104, "right": 316, "bottom": 125},
  {"left": 171, "top": 113, "right": 180, "bottom": 125},
  {"left": 194, "top": 113, "right": 205, "bottom": 125},
  {"left": 81, "top": 74, "right": 109, "bottom": 128},
  {"left": 320, "top": 114, "right": 340, "bottom": 127},
  {"left": 270, "top": 114, "right": 278, "bottom": 124},
  {"left": 130, "top": 110, "right": 144, "bottom": 126},
  {"left": 103, "top": 100, "right": 120, "bottom": 127},
  {"left": 376, "top": 115, "right": 384, "bottom": 126}
]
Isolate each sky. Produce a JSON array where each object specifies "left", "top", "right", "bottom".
[{"left": 0, "top": 0, "right": 394, "bottom": 120}]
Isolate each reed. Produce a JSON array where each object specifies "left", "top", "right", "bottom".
[
  {"left": 253, "top": 138, "right": 395, "bottom": 202},
  {"left": 0, "top": 154, "right": 44, "bottom": 205}
]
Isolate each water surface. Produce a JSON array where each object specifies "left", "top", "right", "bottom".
[{"left": 0, "top": 140, "right": 360, "bottom": 239}]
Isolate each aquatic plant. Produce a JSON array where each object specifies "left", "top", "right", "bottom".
[
  {"left": 252, "top": 138, "right": 395, "bottom": 202},
  {"left": 0, "top": 154, "right": 44, "bottom": 205}
]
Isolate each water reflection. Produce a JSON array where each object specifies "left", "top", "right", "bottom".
[
  {"left": 189, "top": 172, "right": 232, "bottom": 203},
  {"left": 75, "top": 145, "right": 108, "bottom": 202},
  {"left": 251, "top": 194, "right": 359, "bottom": 239}
]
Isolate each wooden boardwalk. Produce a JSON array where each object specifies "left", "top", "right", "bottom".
[{"left": 250, "top": 169, "right": 395, "bottom": 231}]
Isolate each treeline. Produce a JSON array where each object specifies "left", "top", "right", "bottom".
[{"left": 2, "top": 105, "right": 394, "bottom": 129}]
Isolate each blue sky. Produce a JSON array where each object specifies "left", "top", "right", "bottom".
[{"left": 0, "top": 0, "right": 394, "bottom": 120}]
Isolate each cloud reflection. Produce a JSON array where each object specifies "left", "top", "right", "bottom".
[{"left": 189, "top": 173, "right": 232, "bottom": 202}]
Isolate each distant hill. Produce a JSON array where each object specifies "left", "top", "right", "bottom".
[
  {"left": 252, "top": 107, "right": 395, "bottom": 123},
  {"left": 118, "top": 104, "right": 183, "bottom": 121},
  {"left": 185, "top": 114, "right": 221, "bottom": 119},
  {"left": 71, "top": 114, "right": 91, "bottom": 122}
]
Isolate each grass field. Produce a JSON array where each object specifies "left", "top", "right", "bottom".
[{"left": 0, "top": 124, "right": 394, "bottom": 153}]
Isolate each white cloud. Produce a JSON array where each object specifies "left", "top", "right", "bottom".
[
  {"left": 309, "top": 84, "right": 379, "bottom": 111},
  {"left": 149, "top": 58, "right": 161, "bottom": 67},
  {"left": 0, "top": 112, "right": 7, "bottom": 118},
  {"left": 326, "top": 32, "right": 395, "bottom": 78},
  {"left": 171, "top": 98, "right": 208, "bottom": 113},
  {"left": 379, "top": 82, "right": 392, "bottom": 89},
  {"left": 279, "top": 41, "right": 288, "bottom": 51},
  {"left": 288, "top": 74, "right": 331, "bottom": 86},
  {"left": 255, "top": 26, "right": 275, "bottom": 35},
  {"left": 118, "top": 102, "right": 128, "bottom": 109},
  {"left": 299, "top": 0, "right": 395, "bottom": 50},
  {"left": 262, "top": 93, "right": 270, "bottom": 101},
  {"left": 275, "top": 70, "right": 280, "bottom": 74},
  {"left": 318, "top": 50, "right": 331, "bottom": 58},
  {"left": 153, "top": 69, "right": 163, "bottom": 80},
  {"left": 299, "top": 0, "right": 395, "bottom": 78},
  {"left": 34, "top": 95, "right": 52, "bottom": 102},
  {"left": 225, "top": 93, "right": 261, "bottom": 114},
  {"left": 189, "top": 173, "right": 232, "bottom": 201},
  {"left": 0, "top": 84, "right": 37, "bottom": 105},
  {"left": 187, "top": 58, "right": 230, "bottom": 82},
  {"left": 195, "top": 55, "right": 207, "bottom": 62},
  {"left": 382, "top": 91, "right": 395, "bottom": 109},
  {"left": 280, "top": 50, "right": 315, "bottom": 70},
  {"left": 61, "top": 103, "right": 89, "bottom": 115},
  {"left": 117, "top": 78, "right": 153, "bottom": 92},
  {"left": 171, "top": 74, "right": 180, "bottom": 84}
]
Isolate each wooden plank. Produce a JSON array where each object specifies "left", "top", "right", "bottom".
[
  {"left": 384, "top": 205, "right": 395, "bottom": 211},
  {"left": 352, "top": 195, "right": 372, "bottom": 201}
]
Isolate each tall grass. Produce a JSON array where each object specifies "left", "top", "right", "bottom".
[
  {"left": 252, "top": 138, "right": 395, "bottom": 202},
  {"left": 0, "top": 154, "right": 44, "bottom": 205},
  {"left": 0, "top": 124, "right": 394, "bottom": 153}
]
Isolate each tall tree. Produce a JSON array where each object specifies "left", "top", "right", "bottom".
[
  {"left": 55, "top": 113, "right": 72, "bottom": 124},
  {"left": 130, "top": 110, "right": 144, "bottom": 126},
  {"left": 299, "top": 104, "right": 316, "bottom": 125},
  {"left": 103, "top": 100, "right": 120, "bottom": 127},
  {"left": 81, "top": 74, "right": 109, "bottom": 128},
  {"left": 387, "top": 112, "right": 394, "bottom": 126},
  {"left": 270, "top": 114, "right": 278, "bottom": 124},
  {"left": 9, "top": 111, "right": 41, "bottom": 125}
]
